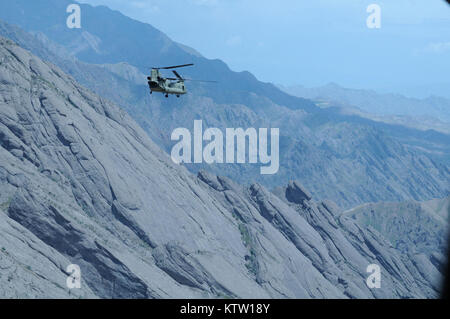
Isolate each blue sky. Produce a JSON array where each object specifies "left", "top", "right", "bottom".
[{"left": 79, "top": 0, "right": 450, "bottom": 98}]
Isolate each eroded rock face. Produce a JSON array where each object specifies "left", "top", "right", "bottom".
[
  {"left": 1, "top": 17, "right": 448, "bottom": 211},
  {"left": 0, "top": 37, "right": 444, "bottom": 298},
  {"left": 285, "top": 181, "right": 313, "bottom": 204},
  {"left": 342, "top": 197, "right": 449, "bottom": 287}
]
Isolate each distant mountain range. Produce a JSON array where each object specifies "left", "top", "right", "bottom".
[
  {"left": 0, "top": 0, "right": 448, "bottom": 299},
  {"left": 0, "top": 35, "right": 444, "bottom": 298},
  {"left": 280, "top": 83, "right": 450, "bottom": 133},
  {"left": 344, "top": 196, "right": 449, "bottom": 260},
  {"left": 0, "top": 1, "right": 448, "bottom": 209}
]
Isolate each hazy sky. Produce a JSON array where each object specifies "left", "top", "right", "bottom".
[{"left": 78, "top": 0, "right": 450, "bottom": 97}]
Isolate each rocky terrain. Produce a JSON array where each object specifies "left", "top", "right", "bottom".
[
  {"left": 0, "top": 36, "right": 445, "bottom": 298},
  {"left": 0, "top": 1, "right": 449, "bottom": 209},
  {"left": 344, "top": 197, "right": 449, "bottom": 264}
]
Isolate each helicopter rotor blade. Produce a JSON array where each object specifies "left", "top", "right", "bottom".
[
  {"left": 165, "top": 77, "right": 216, "bottom": 83},
  {"left": 172, "top": 70, "right": 184, "bottom": 80},
  {"left": 153, "top": 64, "right": 194, "bottom": 70},
  {"left": 183, "top": 79, "right": 217, "bottom": 83}
]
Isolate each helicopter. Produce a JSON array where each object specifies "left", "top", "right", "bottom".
[{"left": 147, "top": 63, "right": 215, "bottom": 98}]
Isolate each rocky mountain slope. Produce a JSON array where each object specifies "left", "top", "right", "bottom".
[
  {"left": 344, "top": 197, "right": 449, "bottom": 266},
  {"left": 0, "top": 15, "right": 448, "bottom": 209},
  {"left": 0, "top": 37, "right": 444, "bottom": 298}
]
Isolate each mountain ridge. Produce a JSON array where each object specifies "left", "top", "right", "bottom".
[
  {"left": 0, "top": 0, "right": 317, "bottom": 112},
  {"left": 280, "top": 83, "right": 450, "bottom": 131},
  {"left": 0, "top": 1, "right": 450, "bottom": 208},
  {"left": 0, "top": 35, "right": 444, "bottom": 298}
]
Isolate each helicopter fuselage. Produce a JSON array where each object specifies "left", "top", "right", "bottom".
[{"left": 148, "top": 69, "right": 187, "bottom": 96}]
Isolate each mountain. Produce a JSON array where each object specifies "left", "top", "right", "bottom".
[
  {"left": 0, "top": 0, "right": 316, "bottom": 112},
  {"left": 344, "top": 196, "right": 449, "bottom": 264},
  {"left": 0, "top": 1, "right": 448, "bottom": 210},
  {"left": 280, "top": 83, "right": 450, "bottom": 131},
  {"left": 0, "top": 36, "right": 444, "bottom": 298}
]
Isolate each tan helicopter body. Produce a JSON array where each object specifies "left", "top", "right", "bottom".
[{"left": 147, "top": 64, "right": 214, "bottom": 98}]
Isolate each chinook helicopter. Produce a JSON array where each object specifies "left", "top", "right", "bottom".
[{"left": 147, "top": 63, "right": 215, "bottom": 98}]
